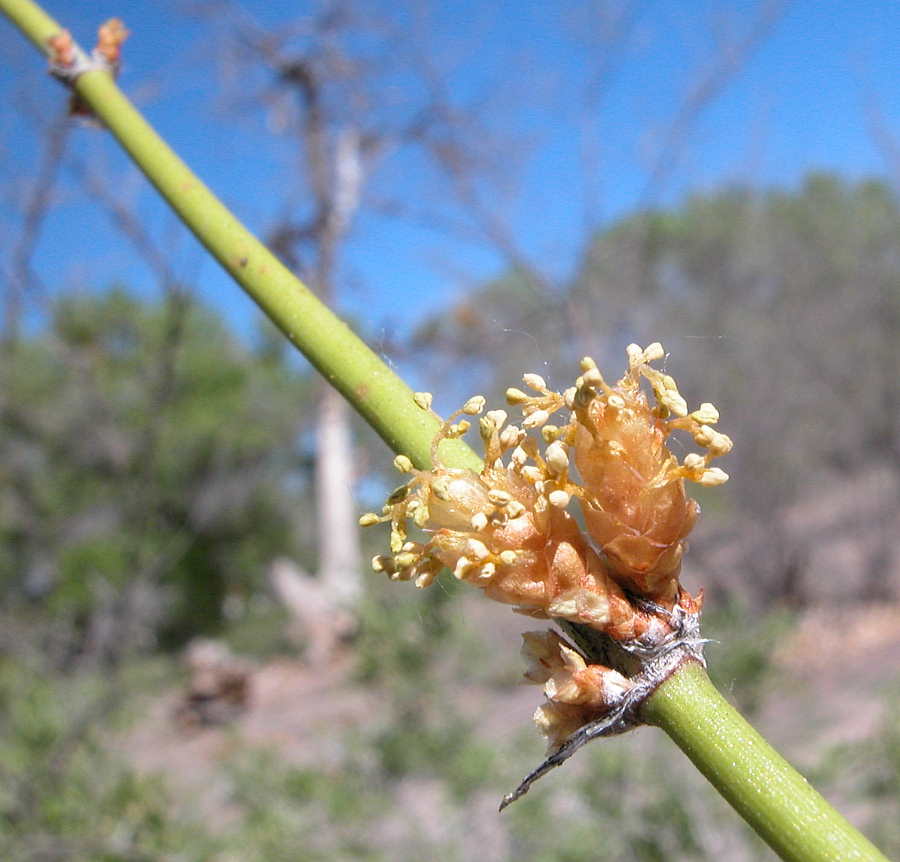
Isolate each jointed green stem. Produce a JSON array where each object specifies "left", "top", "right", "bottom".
[{"left": 0, "top": 2, "right": 889, "bottom": 859}]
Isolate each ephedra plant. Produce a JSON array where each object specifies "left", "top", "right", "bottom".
[
  {"left": 0, "top": 2, "right": 889, "bottom": 859},
  {"left": 359, "top": 344, "right": 730, "bottom": 805}
]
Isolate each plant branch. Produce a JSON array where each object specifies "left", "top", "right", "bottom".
[
  {"left": 0, "top": 0, "right": 480, "bottom": 474},
  {"left": 643, "top": 661, "right": 888, "bottom": 862},
  {"left": 0, "top": 2, "right": 889, "bottom": 859}
]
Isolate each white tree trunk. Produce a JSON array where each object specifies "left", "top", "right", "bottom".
[{"left": 314, "top": 384, "right": 362, "bottom": 608}]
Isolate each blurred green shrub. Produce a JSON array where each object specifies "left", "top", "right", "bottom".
[
  {"left": 0, "top": 656, "right": 216, "bottom": 861},
  {"left": 704, "top": 603, "right": 794, "bottom": 714},
  {"left": 0, "top": 288, "right": 314, "bottom": 663}
]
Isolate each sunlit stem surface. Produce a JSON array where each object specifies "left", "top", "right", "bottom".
[{"left": 644, "top": 661, "right": 888, "bottom": 862}]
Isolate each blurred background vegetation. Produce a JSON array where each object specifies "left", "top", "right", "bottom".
[{"left": 2, "top": 1, "right": 899, "bottom": 860}]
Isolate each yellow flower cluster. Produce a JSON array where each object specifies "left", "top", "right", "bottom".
[{"left": 360, "top": 343, "right": 731, "bottom": 749}]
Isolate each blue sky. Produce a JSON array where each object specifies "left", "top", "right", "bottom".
[{"left": 2, "top": 0, "right": 899, "bottom": 348}]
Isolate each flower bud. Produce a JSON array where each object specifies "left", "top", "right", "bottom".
[
  {"left": 571, "top": 345, "right": 716, "bottom": 603},
  {"left": 523, "top": 373, "right": 547, "bottom": 391},
  {"left": 522, "top": 630, "right": 635, "bottom": 753}
]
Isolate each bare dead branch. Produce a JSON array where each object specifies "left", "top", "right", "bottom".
[{"left": 4, "top": 111, "right": 70, "bottom": 340}]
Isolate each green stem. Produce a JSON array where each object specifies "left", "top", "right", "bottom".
[
  {"left": 0, "top": 0, "right": 56, "bottom": 49},
  {"left": 1, "top": 2, "right": 889, "bottom": 860},
  {"left": 0, "top": 0, "right": 480, "bottom": 475},
  {"left": 643, "top": 661, "right": 889, "bottom": 862}
]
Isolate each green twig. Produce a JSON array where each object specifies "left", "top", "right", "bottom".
[
  {"left": 643, "top": 661, "right": 888, "bottom": 862},
  {"left": 0, "top": 0, "right": 480, "bottom": 475},
  {"left": 1, "top": 2, "right": 889, "bottom": 859}
]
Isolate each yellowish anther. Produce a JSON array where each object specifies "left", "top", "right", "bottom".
[
  {"left": 506, "top": 387, "right": 529, "bottom": 404},
  {"left": 541, "top": 425, "right": 560, "bottom": 442},
  {"left": 692, "top": 425, "right": 732, "bottom": 455},
  {"left": 511, "top": 446, "right": 528, "bottom": 467},
  {"left": 545, "top": 645, "right": 588, "bottom": 702},
  {"left": 505, "top": 501, "right": 526, "bottom": 519},
  {"left": 499, "top": 425, "right": 520, "bottom": 448},
  {"left": 563, "top": 387, "right": 577, "bottom": 408},
  {"left": 523, "top": 409, "right": 550, "bottom": 429},
  {"left": 488, "top": 489, "right": 513, "bottom": 505},
  {"left": 393, "top": 454, "right": 414, "bottom": 473},
  {"left": 580, "top": 356, "right": 597, "bottom": 372},
  {"left": 371, "top": 555, "right": 387, "bottom": 572},
  {"left": 500, "top": 425, "right": 521, "bottom": 456},
  {"left": 532, "top": 704, "right": 555, "bottom": 736},
  {"left": 471, "top": 512, "right": 489, "bottom": 531},
  {"left": 454, "top": 557, "right": 474, "bottom": 579},
  {"left": 479, "top": 416, "right": 497, "bottom": 440},
  {"left": 521, "top": 466, "right": 542, "bottom": 483},
  {"left": 683, "top": 453, "right": 706, "bottom": 471},
  {"left": 478, "top": 562, "right": 497, "bottom": 581},
  {"left": 413, "top": 391, "right": 433, "bottom": 411},
  {"left": 626, "top": 343, "right": 644, "bottom": 368},
  {"left": 466, "top": 538, "right": 490, "bottom": 561},
  {"left": 692, "top": 425, "right": 712, "bottom": 446},
  {"left": 707, "top": 430, "right": 733, "bottom": 457},
  {"left": 548, "top": 489, "right": 571, "bottom": 508},
  {"left": 413, "top": 505, "right": 430, "bottom": 527},
  {"left": 643, "top": 342, "right": 665, "bottom": 362},
  {"left": 523, "top": 372, "right": 547, "bottom": 391},
  {"left": 390, "top": 531, "right": 404, "bottom": 554},
  {"left": 415, "top": 570, "right": 439, "bottom": 588},
  {"left": 699, "top": 467, "right": 729, "bottom": 486},
  {"left": 394, "top": 552, "right": 419, "bottom": 569},
  {"left": 581, "top": 367, "right": 604, "bottom": 388},
  {"left": 486, "top": 409, "right": 508, "bottom": 428},
  {"left": 499, "top": 550, "right": 518, "bottom": 565},
  {"left": 96, "top": 18, "right": 129, "bottom": 64},
  {"left": 606, "top": 393, "right": 626, "bottom": 410},
  {"left": 661, "top": 390, "right": 689, "bottom": 417},
  {"left": 545, "top": 441, "right": 569, "bottom": 474},
  {"left": 463, "top": 395, "right": 487, "bottom": 415},
  {"left": 450, "top": 420, "right": 471, "bottom": 435},
  {"left": 359, "top": 512, "right": 381, "bottom": 527},
  {"left": 691, "top": 402, "right": 719, "bottom": 424}
]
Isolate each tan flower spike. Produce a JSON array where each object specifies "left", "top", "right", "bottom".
[
  {"left": 361, "top": 344, "right": 730, "bottom": 804},
  {"left": 361, "top": 391, "right": 658, "bottom": 640}
]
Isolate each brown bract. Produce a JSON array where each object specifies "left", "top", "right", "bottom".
[
  {"left": 47, "top": 29, "right": 76, "bottom": 68},
  {"left": 522, "top": 630, "right": 635, "bottom": 753},
  {"left": 96, "top": 18, "right": 129, "bottom": 65}
]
